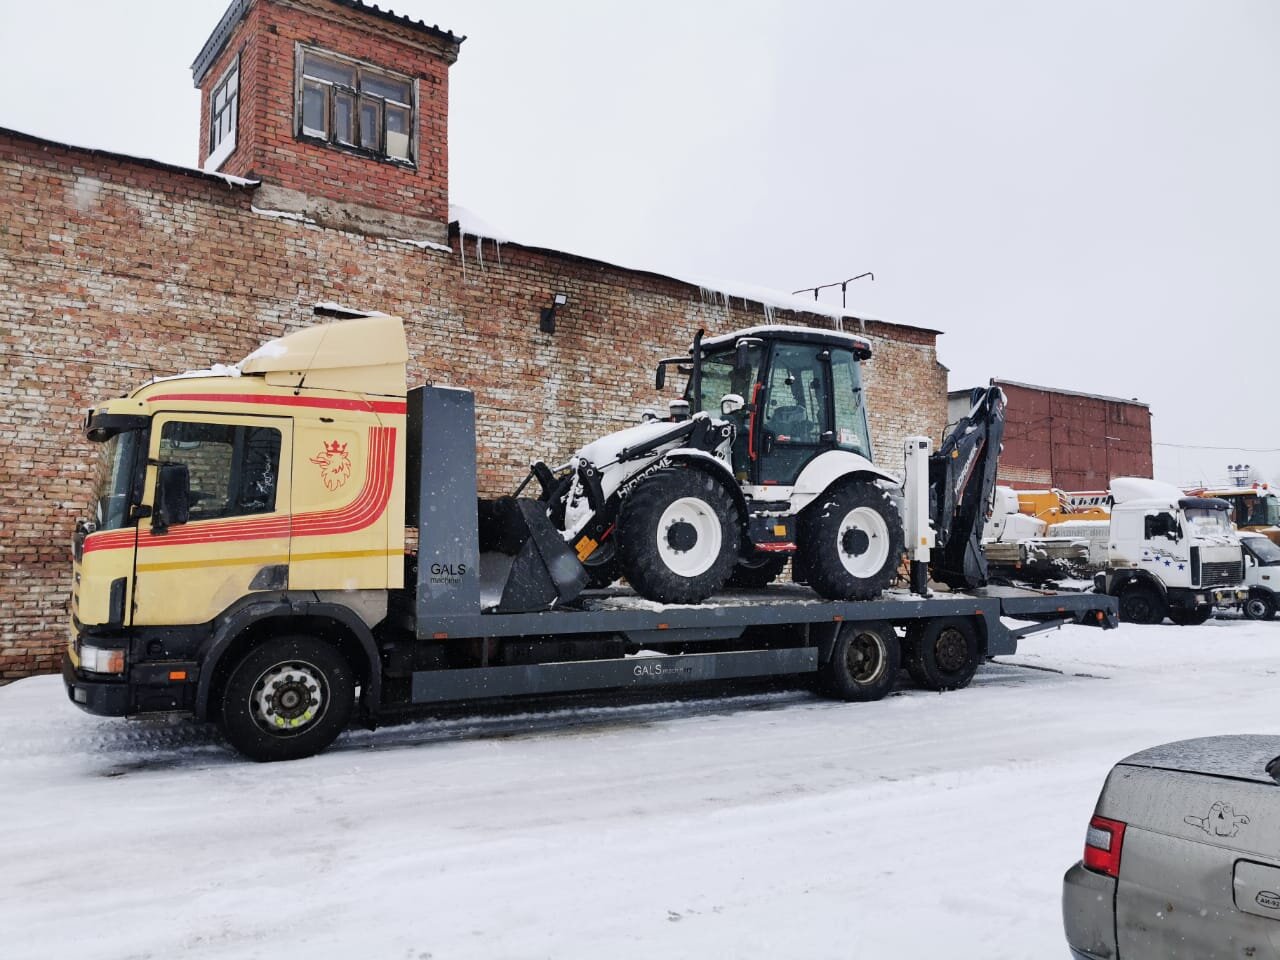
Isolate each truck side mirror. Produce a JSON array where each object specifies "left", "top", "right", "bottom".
[
  {"left": 655, "top": 364, "right": 666, "bottom": 390},
  {"left": 152, "top": 463, "right": 190, "bottom": 533}
]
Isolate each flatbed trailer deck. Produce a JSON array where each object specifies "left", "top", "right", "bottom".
[{"left": 397, "top": 583, "right": 1117, "bottom": 707}]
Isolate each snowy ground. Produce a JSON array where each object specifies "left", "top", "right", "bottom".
[{"left": 2, "top": 617, "right": 1277, "bottom": 960}]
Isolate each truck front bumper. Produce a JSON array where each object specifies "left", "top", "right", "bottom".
[
  {"left": 62, "top": 653, "right": 130, "bottom": 716},
  {"left": 1209, "top": 588, "right": 1249, "bottom": 609}
]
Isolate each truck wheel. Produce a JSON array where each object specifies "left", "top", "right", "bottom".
[
  {"left": 727, "top": 553, "right": 788, "bottom": 588},
  {"left": 1245, "top": 592, "right": 1277, "bottom": 621},
  {"left": 218, "top": 635, "right": 355, "bottom": 762},
  {"left": 819, "top": 621, "right": 900, "bottom": 702},
  {"left": 904, "top": 618, "right": 981, "bottom": 691},
  {"left": 1118, "top": 582, "right": 1165, "bottom": 624},
  {"left": 1169, "top": 604, "right": 1212, "bottom": 626},
  {"left": 617, "top": 468, "right": 740, "bottom": 604},
  {"left": 798, "top": 481, "right": 904, "bottom": 600}
]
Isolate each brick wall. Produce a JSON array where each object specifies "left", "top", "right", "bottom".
[
  {"left": 997, "top": 382, "right": 1152, "bottom": 491},
  {"left": 0, "top": 130, "right": 946, "bottom": 680}
]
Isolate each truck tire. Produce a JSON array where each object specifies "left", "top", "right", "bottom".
[
  {"left": 904, "top": 617, "right": 981, "bottom": 691},
  {"left": 218, "top": 635, "right": 355, "bottom": 762},
  {"left": 1118, "top": 582, "right": 1165, "bottom": 625},
  {"left": 1245, "top": 591, "right": 1277, "bottom": 621},
  {"left": 798, "top": 481, "right": 904, "bottom": 601},
  {"left": 1169, "top": 604, "right": 1212, "bottom": 626},
  {"left": 727, "top": 553, "right": 788, "bottom": 588},
  {"left": 617, "top": 468, "right": 740, "bottom": 604},
  {"left": 819, "top": 621, "right": 900, "bottom": 702}
]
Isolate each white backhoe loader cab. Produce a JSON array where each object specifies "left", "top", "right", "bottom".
[{"left": 525, "top": 326, "right": 905, "bottom": 604}]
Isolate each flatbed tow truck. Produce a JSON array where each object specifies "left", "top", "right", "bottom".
[{"left": 64, "top": 311, "right": 1116, "bottom": 761}]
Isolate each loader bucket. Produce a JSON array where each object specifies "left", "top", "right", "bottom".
[{"left": 478, "top": 498, "right": 589, "bottom": 613}]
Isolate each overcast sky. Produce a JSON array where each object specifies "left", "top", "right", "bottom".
[{"left": 2, "top": 0, "right": 1277, "bottom": 485}]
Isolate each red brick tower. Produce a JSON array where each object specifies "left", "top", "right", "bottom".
[{"left": 192, "top": 0, "right": 462, "bottom": 241}]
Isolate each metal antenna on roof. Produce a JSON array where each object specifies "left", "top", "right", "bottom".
[
  {"left": 791, "top": 272, "right": 875, "bottom": 309},
  {"left": 791, "top": 272, "right": 875, "bottom": 332}
]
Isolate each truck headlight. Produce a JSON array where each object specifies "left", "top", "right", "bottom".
[{"left": 80, "top": 644, "right": 126, "bottom": 675}]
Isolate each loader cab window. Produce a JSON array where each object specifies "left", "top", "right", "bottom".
[
  {"left": 694, "top": 343, "right": 763, "bottom": 476},
  {"left": 760, "top": 343, "right": 832, "bottom": 485},
  {"left": 692, "top": 344, "right": 762, "bottom": 414},
  {"left": 158, "top": 421, "right": 281, "bottom": 522},
  {"left": 830, "top": 348, "right": 872, "bottom": 457}
]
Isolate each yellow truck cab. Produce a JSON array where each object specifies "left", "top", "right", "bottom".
[
  {"left": 1189, "top": 485, "right": 1280, "bottom": 546},
  {"left": 69, "top": 312, "right": 407, "bottom": 756}
]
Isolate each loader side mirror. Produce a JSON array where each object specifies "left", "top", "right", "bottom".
[
  {"left": 152, "top": 463, "right": 190, "bottom": 533},
  {"left": 721, "top": 393, "right": 745, "bottom": 416},
  {"left": 735, "top": 341, "right": 750, "bottom": 371},
  {"left": 655, "top": 364, "right": 666, "bottom": 390}
]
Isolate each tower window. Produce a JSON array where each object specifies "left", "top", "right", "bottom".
[
  {"left": 206, "top": 56, "right": 239, "bottom": 171},
  {"left": 296, "top": 46, "right": 415, "bottom": 164}
]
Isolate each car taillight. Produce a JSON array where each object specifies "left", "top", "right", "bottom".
[{"left": 1083, "top": 814, "right": 1126, "bottom": 878}]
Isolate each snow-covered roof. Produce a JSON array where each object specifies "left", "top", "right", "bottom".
[
  {"left": 0, "top": 125, "right": 258, "bottom": 189},
  {"left": 989, "top": 379, "right": 1149, "bottom": 408},
  {"left": 449, "top": 204, "right": 941, "bottom": 336},
  {"left": 701, "top": 324, "right": 872, "bottom": 353}
]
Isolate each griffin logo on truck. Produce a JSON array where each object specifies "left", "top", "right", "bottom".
[{"left": 310, "top": 440, "right": 352, "bottom": 491}]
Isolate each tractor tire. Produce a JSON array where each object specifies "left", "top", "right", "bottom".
[
  {"left": 218, "top": 635, "right": 355, "bottom": 762},
  {"left": 1118, "top": 582, "right": 1165, "bottom": 625},
  {"left": 616, "top": 468, "right": 741, "bottom": 604},
  {"left": 1244, "top": 591, "right": 1277, "bottom": 621},
  {"left": 904, "top": 617, "right": 982, "bottom": 691},
  {"left": 797, "top": 481, "right": 904, "bottom": 601},
  {"left": 1169, "top": 604, "right": 1212, "bottom": 626},
  {"left": 818, "top": 621, "right": 901, "bottom": 702},
  {"left": 727, "top": 553, "right": 789, "bottom": 589}
]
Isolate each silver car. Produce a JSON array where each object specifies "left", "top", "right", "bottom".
[{"left": 1063, "top": 736, "right": 1280, "bottom": 959}]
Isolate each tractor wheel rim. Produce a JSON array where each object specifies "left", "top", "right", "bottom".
[
  {"left": 847, "top": 631, "right": 887, "bottom": 684},
  {"left": 1246, "top": 598, "right": 1268, "bottom": 619},
  {"left": 934, "top": 629, "right": 968, "bottom": 673},
  {"left": 657, "top": 497, "right": 722, "bottom": 578},
  {"left": 837, "top": 506, "right": 890, "bottom": 578},
  {"left": 250, "top": 660, "right": 328, "bottom": 736}
]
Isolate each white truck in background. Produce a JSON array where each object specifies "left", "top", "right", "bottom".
[
  {"left": 1093, "top": 479, "right": 1247, "bottom": 625},
  {"left": 984, "top": 478, "right": 1248, "bottom": 624}
]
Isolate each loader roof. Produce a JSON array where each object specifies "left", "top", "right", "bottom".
[{"left": 700, "top": 324, "right": 872, "bottom": 358}]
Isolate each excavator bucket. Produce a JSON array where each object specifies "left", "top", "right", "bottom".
[
  {"left": 478, "top": 498, "right": 590, "bottom": 613},
  {"left": 929, "top": 384, "right": 1007, "bottom": 589}
]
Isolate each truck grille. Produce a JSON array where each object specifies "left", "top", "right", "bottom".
[{"left": 1201, "top": 561, "right": 1242, "bottom": 588}]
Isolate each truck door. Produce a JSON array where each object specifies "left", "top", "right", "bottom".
[
  {"left": 758, "top": 342, "right": 834, "bottom": 486},
  {"left": 131, "top": 413, "right": 292, "bottom": 626}
]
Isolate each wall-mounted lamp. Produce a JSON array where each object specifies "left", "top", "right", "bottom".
[{"left": 540, "top": 292, "right": 568, "bottom": 333}]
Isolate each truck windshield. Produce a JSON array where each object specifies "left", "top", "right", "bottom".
[
  {"left": 90, "top": 430, "right": 142, "bottom": 532},
  {"left": 1247, "top": 537, "right": 1280, "bottom": 565},
  {"left": 1183, "top": 507, "right": 1231, "bottom": 535}
]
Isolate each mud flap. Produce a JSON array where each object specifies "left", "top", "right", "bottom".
[{"left": 479, "top": 498, "right": 589, "bottom": 613}]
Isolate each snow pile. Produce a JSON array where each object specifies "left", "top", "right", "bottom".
[{"left": 1110, "top": 476, "right": 1184, "bottom": 505}]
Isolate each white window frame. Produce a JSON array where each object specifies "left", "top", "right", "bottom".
[
  {"left": 293, "top": 44, "right": 418, "bottom": 166},
  {"left": 205, "top": 55, "right": 240, "bottom": 173}
]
